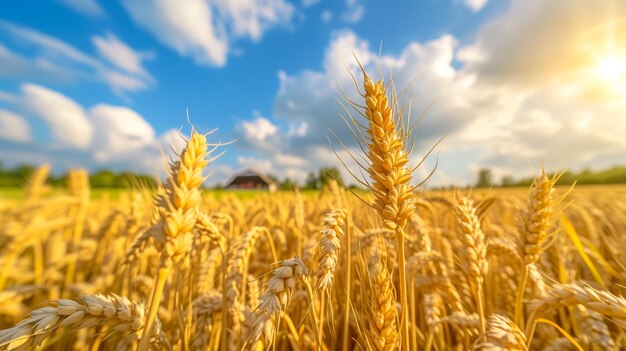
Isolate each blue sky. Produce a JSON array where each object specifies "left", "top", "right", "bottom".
[{"left": 1, "top": 0, "right": 625, "bottom": 186}]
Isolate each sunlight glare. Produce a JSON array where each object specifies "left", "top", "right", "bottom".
[{"left": 595, "top": 54, "right": 626, "bottom": 84}]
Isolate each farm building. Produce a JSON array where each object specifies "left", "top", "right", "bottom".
[{"left": 225, "top": 169, "right": 277, "bottom": 191}]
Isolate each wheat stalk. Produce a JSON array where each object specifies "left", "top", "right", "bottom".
[
  {"left": 456, "top": 196, "right": 488, "bottom": 333},
  {"left": 138, "top": 130, "right": 213, "bottom": 351},
  {"left": 515, "top": 168, "right": 558, "bottom": 328},
  {"left": 357, "top": 71, "right": 417, "bottom": 351}
]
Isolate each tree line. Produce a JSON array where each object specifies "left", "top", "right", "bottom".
[
  {"left": 0, "top": 163, "right": 155, "bottom": 188},
  {"left": 3, "top": 162, "right": 625, "bottom": 190},
  {"left": 475, "top": 166, "right": 626, "bottom": 188}
]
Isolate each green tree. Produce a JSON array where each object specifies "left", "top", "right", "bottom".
[
  {"left": 476, "top": 168, "right": 493, "bottom": 188},
  {"left": 305, "top": 171, "right": 319, "bottom": 190},
  {"left": 91, "top": 169, "right": 116, "bottom": 188},
  {"left": 280, "top": 178, "right": 297, "bottom": 190},
  {"left": 501, "top": 175, "right": 515, "bottom": 187},
  {"left": 319, "top": 166, "right": 343, "bottom": 188}
]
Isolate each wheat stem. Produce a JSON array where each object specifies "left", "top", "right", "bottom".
[
  {"left": 138, "top": 267, "right": 169, "bottom": 351},
  {"left": 341, "top": 216, "right": 352, "bottom": 351}
]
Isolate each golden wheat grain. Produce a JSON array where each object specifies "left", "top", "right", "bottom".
[
  {"left": 366, "top": 256, "right": 398, "bottom": 351},
  {"left": 479, "top": 314, "right": 527, "bottom": 351},
  {"left": 529, "top": 282, "right": 626, "bottom": 328},
  {"left": 245, "top": 257, "right": 308, "bottom": 349},
  {"left": 0, "top": 294, "right": 163, "bottom": 351},
  {"left": 316, "top": 209, "right": 347, "bottom": 291}
]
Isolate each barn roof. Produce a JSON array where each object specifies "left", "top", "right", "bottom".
[{"left": 225, "top": 168, "right": 276, "bottom": 187}]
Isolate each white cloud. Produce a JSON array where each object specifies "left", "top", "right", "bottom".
[
  {"left": 341, "top": 0, "right": 364, "bottom": 23},
  {"left": 102, "top": 70, "right": 150, "bottom": 95},
  {"left": 448, "top": 0, "right": 626, "bottom": 182},
  {"left": 275, "top": 153, "right": 306, "bottom": 167},
  {"left": 237, "top": 156, "right": 272, "bottom": 173},
  {"left": 159, "top": 129, "right": 188, "bottom": 156},
  {"left": 323, "top": 29, "right": 374, "bottom": 74},
  {"left": 0, "top": 22, "right": 154, "bottom": 95},
  {"left": 57, "top": 0, "right": 105, "bottom": 17},
  {"left": 120, "top": 0, "right": 294, "bottom": 67},
  {"left": 120, "top": 0, "right": 228, "bottom": 66},
  {"left": 92, "top": 33, "right": 154, "bottom": 77},
  {"left": 89, "top": 104, "right": 156, "bottom": 161},
  {"left": 1, "top": 21, "right": 100, "bottom": 67},
  {"left": 0, "top": 83, "right": 186, "bottom": 175},
  {"left": 459, "top": 0, "right": 626, "bottom": 86},
  {"left": 0, "top": 110, "right": 31, "bottom": 143},
  {"left": 236, "top": 115, "right": 279, "bottom": 148},
  {"left": 462, "top": 0, "right": 488, "bottom": 12},
  {"left": 212, "top": 0, "right": 295, "bottom": 41},
  {"left": 287, "top": 121, "right": 308, "bottom": 137},
  {"left": 21, "top": 83, "right": 94, "bottom": 149}
]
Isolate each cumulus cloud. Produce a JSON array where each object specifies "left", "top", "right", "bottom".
[
  {"left": 92, "top": 33, "right": 154, "bottom": 78},
  {"left": 235, "top": 115, "right": 280, "bottom": 149},
  {"left": 57, "top": 0, "right": 105, "bottom": 17},
  {"left": 21, "top": 83, "right": 94, "bottom": 149},
  {"left": 89, "top": 104, "right": 156, "bottom": 161},
  {"left": 274, "top": 30, "right": 469, "bottom": 153},
  {"left": 120, "top": 0, "right": 295, "bottom": 67},
  {"left": 0, "top": 83, "right": 182, "bottom": 175},
  {"left": 0, "top": 21, "right": 154, "bottom": 95},
  {"left": 0, "top": 110, "right": 31, "bottom": 143},
  {"left": 459, "top": 0, "right": 626, "bottom": 86},
  {"left": 450, "top": 0, "right": 626, "bottom": 182}
]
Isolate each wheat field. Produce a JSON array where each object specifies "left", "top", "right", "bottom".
[{"left": 0, "top": 72, "right": 625, "bottom": 351}]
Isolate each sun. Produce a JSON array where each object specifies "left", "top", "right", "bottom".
[{"left": 595, "top": 54, "right": 626, "bottom": 84}]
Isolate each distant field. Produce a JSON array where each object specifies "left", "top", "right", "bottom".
[
  {"left": 0, "top": 187, "right": 326, "bottom": 201},
  {"left": 1, "top": 184, "right": 624, "bottom": 201}
]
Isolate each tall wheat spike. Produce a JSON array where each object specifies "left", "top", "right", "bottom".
[
  {"left": 456, "top": 196, "right": 489, "bottom": 332},
  {"left": 514, "top": 168, "right": 559, "bottom": 328},
  {"left": 137, "top": 130, "right": 213, "bottom": 351},
  {"left": 350, "top": 70, "right": 417, "bottom": 350}
]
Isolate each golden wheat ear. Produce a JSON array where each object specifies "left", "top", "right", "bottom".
[
  {"left": 332, "top": 60, "right": 427, "bottom": 351},
  {"left": 0, "top": 294, "right": 164, "bottom": 350}
]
